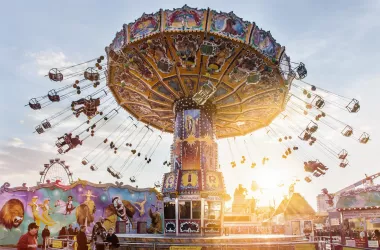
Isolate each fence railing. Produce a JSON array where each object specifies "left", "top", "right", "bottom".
[{"left": 44, "top": 238, "right": 327, "bottom": 250}]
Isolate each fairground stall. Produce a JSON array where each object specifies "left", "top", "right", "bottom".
[
  {"left": 0, "top": 162, "right": 163, "bottom": 246},
  {"left": 337, "top": 184, "right": 380, "bottom": 248},
  {"left": 272, "top": 192, "right": 315, "bottom": 236}
]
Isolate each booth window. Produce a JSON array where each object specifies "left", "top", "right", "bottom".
[
  {"left": 204, "top": 201, "right": 221, "bottom": 220},
  {"left": 179, "top": 201, "right": 201, "bottom": 219},
  {"left": 192, "top": 201, "right": 201, "bottom": 219},
  {"left": 164, "top": 202, "right": 175, "bottom": 219},
  {"left": 179, "top": 201, "right": 191, "bottom": 219}
]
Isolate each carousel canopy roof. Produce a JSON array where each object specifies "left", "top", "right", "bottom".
[{"left": 106, "top": 5, "right": 292, "bottom": 138}]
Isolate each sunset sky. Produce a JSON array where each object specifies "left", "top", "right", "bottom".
[{"left": 0, "top": 0, "right": 379, "bottom": 211}]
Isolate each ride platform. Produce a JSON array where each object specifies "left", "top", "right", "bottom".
[{"left": 116, "top": 234, "right": 307, "bottom": 249}]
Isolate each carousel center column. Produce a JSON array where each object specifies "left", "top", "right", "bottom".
[{"left": 162, "top": 98, "right": 225, "bottom": 236}]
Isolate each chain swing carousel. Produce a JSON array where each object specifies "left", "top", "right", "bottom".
[{"left": 26, "top": 5, "right": 370, "bottom": 244}]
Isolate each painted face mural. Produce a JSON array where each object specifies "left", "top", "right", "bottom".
[{"left": 0, "top": 181, "right": 163, "bottom": 245}]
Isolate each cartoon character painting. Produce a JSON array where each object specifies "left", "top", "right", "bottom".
[
  {"left": 134, "top": 194, "right": 147, "bottom": 217},
  {"left": 76, "top": 190, "right": 97, "bottom": 226},
  {"left": 40, "top": 198, "right": 55, "bottom": 225},
  {"left": 28, "top": 196, "right": 54, "bottom": 227},
  {"left": 65, "top": 196, "right": 75, "bottom": 215}
]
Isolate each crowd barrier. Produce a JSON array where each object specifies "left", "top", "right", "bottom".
[{"left": 44, "top": 237, "right": 327, "bottom": 250}]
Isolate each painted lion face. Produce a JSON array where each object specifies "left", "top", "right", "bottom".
[
  {"left": 0, "top": 199, "right": 25, "bottom": 229},
  {"left": 12, "top": 215, "right": 23, "bottom": 227}
]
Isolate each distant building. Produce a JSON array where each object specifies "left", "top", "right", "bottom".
[
  {"left": 232, "top": 184, "right": 255, "bottom": 213},
  {"left": 272, "top": 193, "right": 315, "bottom": 235},
  {"left": 223, "top": 184, "right": 275, "bottom": 234},
  {"left": 316, "top": 194, "right": 330, "bottom": 215}
]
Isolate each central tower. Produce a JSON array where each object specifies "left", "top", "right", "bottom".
[
  {"left": 105, "top": 5, "right": 292, "bottom": 236},
  {"left": 162, "top": 98, "right": 225, "bottom": 235}
]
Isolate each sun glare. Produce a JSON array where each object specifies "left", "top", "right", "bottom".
[{"left": 255, "top": 168, "right": 283, "bottom": 189}]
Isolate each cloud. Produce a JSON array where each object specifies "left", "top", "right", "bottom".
[
  {"left": 21, "top": 50, "right": 89, "bottom": 80},
  {"left": 9, "top": 138, "right": 24, "bottom": 147},
  {"left": 25, "top": 51, "right": 76, "bottom": 76},
  {"left": 20, "top": 120, "right": 24, "bottom": 124}
]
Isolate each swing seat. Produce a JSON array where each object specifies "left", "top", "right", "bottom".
[
  {"left": 338, "top": 149, "right": 348, "bottom": 160},
  {"left": 296, "top": 62, "right": 307, "bottom": 79},
  {"left": 35, "top": 125, "right": 44, "bottom": 134},
  {"left": 29, "top": 98, "right": 42, "bottom": 110},
  {"left": 315, "top": 99, "right": 325, "bottom": 109},
  {"left": 130, "top": 176, "right": 136, "bottom": 183},
  {"left": 341, "top": 126, "right": 353, "bottom": 137},
  {"left": 359, "top": 132, "right": 370, "bottom": 144},
  {"left": 48, "top": 90, "right": 60, "bottom": 102},
  {"left": 48, "top": 68, "right": 63, "bottom": 82},
  {"left": 307, "top": 122, "right": 318, "bottom": 133},
  {"left": 346, "top": 99, "right": 360, "bottom": 113},
  {"left": 313, "top": 172, "right": 322, "bottom": 177},
  {"left": 305, "top": 177, "right": 312, "bottom": 183},
  {"left": 115, "top": 172, "right": 122, "bottom": 179},
  {"left": 299, "top": 130, "right": 311, "bottom": 141},
  {"left": 42, "top": 120, "right": 52, "bottom": 129},
  {"left": 84, "top": 67, "right": 100, "bottom": 81},
  {"left": 339, "top": 162, "right": 348, "bottom": 168},
  {"left": 192, "top": 80, "right": 216, "bottom": 105}
]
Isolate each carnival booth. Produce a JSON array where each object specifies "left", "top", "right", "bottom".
[
  {"left": 336, "top": 184, "right": 380, "bottom": 248},
  {"left": 272, "top": 193, "right": 315, "bottom": 236}
]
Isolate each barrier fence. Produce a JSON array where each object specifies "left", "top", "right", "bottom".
[
  {"left": 44, "top": 237, "right": 380, "bottom": 250},
  {"left": 45, "top": 237, "right": 327, "bottom": 250}
]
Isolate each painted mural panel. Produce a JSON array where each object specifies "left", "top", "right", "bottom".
[
  {"left": 162, "top": 172, "right": 179, "bottom": 193},
  {"left": 182, "top": 141, "right": 200, "bottom": 171},
  {"left": 110, "top": 28, "right": 126, "bottom": 52},
  {"left": 250, "top": 25, "right": 284, "bottom": 59},
  {"left": 179, "top": 171, "right": 200, "bottom": 194},
  {"left": 336, "top": 188, "right": 380, "bottom": 209},
  {"left": 0, "top": 182, "right": 163, "bottom": 245},
  {"left": 164, "top": 6, "right": 207, "bottom": 32},
  {"left": 200, "top": 142, "right": 212, "bottom": 171},
  {"left": 204, "top": 171, "right": 224, "bottom": 192},
  {"left": 182, "top": 109, "right": 201, "bottom": 170},
  {"left": 208, "top": 10, "right": 250, "bottom": 42},
  {"left": 183, "top": 109, "right": 200, "bottom": 139},
  {"left": 128, "top": 12, "right": 160, "bottom": 43}
]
